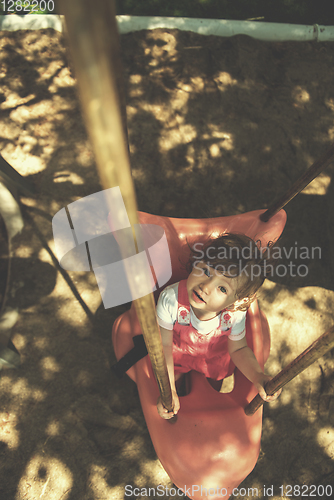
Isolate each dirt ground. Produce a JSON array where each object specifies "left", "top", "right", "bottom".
[{"left": 0, "top": 26, "right": 334, "bottom": 500}]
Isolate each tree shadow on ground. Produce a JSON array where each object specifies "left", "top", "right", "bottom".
[{"left": 0, "top": 26, "right": 334, "bottom": 499}]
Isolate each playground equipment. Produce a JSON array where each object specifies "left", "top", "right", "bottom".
[
  {"left": 0, "top": 166, "right": 27, "bottom": 370},
  {"left": 58, "top": 0, "right": 334, "bottom": 497},
  {"left": 111, "top": 209, "right": 286, "bottom": 498}
]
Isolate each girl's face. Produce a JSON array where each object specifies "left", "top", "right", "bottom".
[{"left": 186, "top": 261, "right": 240, "bottom": 321}]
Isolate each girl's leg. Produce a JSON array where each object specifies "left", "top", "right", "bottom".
[
  {"left": 207, "top": 374, "right": 235, "bottom": 392},
  {"left": 207, "top": 378, "right": 223, "bottom": 391},
  {"left": 175, "top": 372, "right": 191, "bottom": 396}
]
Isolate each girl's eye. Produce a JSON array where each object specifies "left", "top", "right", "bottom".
[
  {"left": 219, "top": 286, "right": 227, "bottom": 294},
  {"left": 204, "top": 267, "right": 211, "bottom": 277}
]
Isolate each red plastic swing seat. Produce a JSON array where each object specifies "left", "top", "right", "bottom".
[{"left": 112, "top": 209, "right": 286, "bottom": 500}]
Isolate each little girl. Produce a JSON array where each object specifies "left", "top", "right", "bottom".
[{"left": 156, "top": 233, "right": 281, "bottom": 419}]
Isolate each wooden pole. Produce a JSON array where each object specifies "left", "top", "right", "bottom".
[
  {"left": 59, "top": 0, "right": 173, "bottom": 413},
  {"left": 245, "top": 325, "right": 334, "bottom": 416},
  {"left": 260, "top": 141, "right": 334, "bottom": 222}
]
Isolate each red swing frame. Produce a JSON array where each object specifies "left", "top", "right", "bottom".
[{"left": 112, "top": 208, "right": 286, "bottom": 499}]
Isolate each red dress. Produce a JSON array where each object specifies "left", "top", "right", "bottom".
[{"left": 172, "top": 280, "right": 235, "bottom": 381}]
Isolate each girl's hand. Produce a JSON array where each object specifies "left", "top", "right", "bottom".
[
  {"left": 157, "top": 389, "right": 180, "bottom": 419},
  {"left": 254, "top": 373, "right": 282, "bottom": 402}
]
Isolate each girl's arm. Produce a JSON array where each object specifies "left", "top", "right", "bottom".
[
  {"left": 228, "top": 337, "right": 281, "bottom": 401},
  {"left": 157, "top": 326, "right": 180, "bottom": 418}
]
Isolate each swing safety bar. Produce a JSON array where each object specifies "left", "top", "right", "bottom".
[
  {"left": 59, "top": 0, "right": 174, "bottom": 414},
  {"left": 245, "top": 325, "right": 334, "bottom": 415}
]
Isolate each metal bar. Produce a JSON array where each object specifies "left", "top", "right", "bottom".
[
  {"left": 59, "top": 0, "right": 173, "bottom": 413},
  {"left": 260, "top": 141, "right": 334, "bottom": 222},
  {"left": 0, "top": 154, "right": 36, "bottom": 195},
  {"left": 245, "top": 325, "right": 334, "bottom": 416}
]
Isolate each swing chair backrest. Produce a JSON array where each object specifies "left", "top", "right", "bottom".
[{"left": 138, "top": 208, "right": 287, "bottom": 296}]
